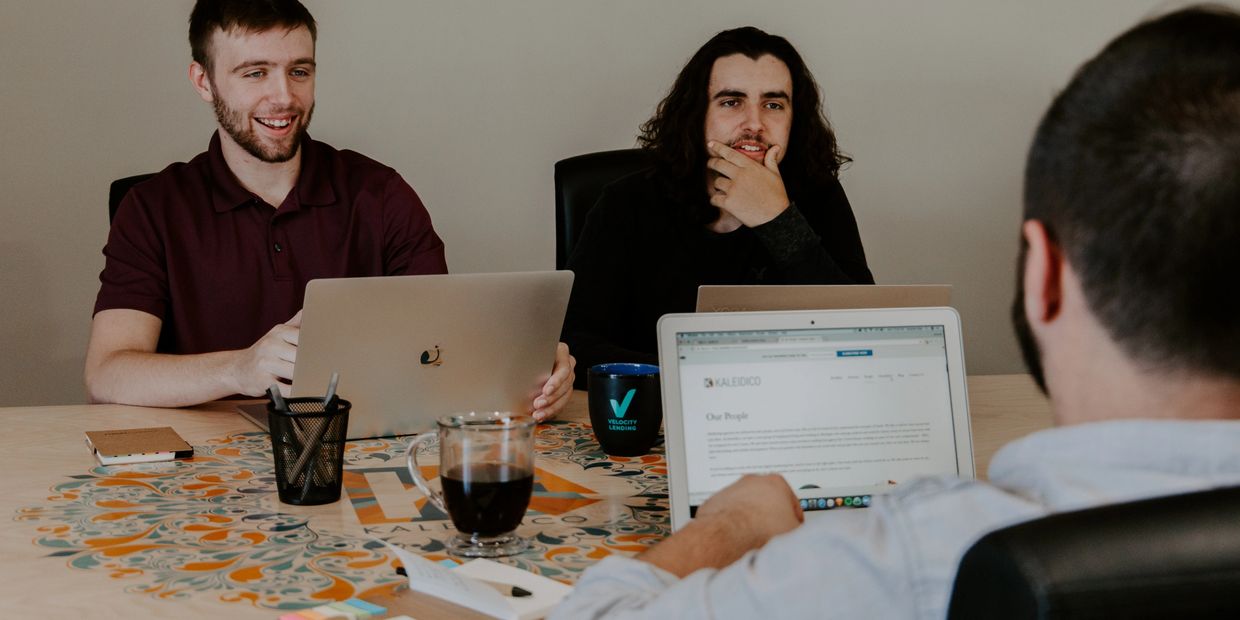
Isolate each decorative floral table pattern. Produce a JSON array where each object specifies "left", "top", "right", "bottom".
[{"left": 15, "top": 420, "right": 668, "bottom": 611}]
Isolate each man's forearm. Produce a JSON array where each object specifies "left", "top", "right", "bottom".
[
  {"left": 638, "top": 512, "right": 766, "bottom": 578},
  {"left": 86, "top": 349, "right": 244, "bottom": 408}
]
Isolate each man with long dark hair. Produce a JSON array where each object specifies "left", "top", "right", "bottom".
[
  {"left": 85, "top": 0, "right": 574, "bottom": 419},
  {"left": 562, "top": 28, "right": 873, "bottom": 385},
  {"left": 554, "top": 7, "right": 1240, "bottom": 617}
]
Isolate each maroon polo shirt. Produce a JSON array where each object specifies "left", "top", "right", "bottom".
[{"left": 95, "top": 132, "right": 447, "bottom": 355}]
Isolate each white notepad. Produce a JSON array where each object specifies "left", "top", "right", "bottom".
[{"left": 380, "top": 541, "right": 572, "bottom": 620}]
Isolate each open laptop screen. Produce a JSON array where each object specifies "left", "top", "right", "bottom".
[{"left": 674, "top": 324, "right": 964, "bottom": 515}]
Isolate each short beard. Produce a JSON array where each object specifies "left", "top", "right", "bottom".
[
  {"left": 211, "top": 89, "right": 313, "bottom": 164},
  {"left": 1012, "top": 239, "right": 1049, "bottom": 394}
]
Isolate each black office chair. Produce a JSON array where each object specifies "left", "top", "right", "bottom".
[
  {"left": 553, "top": 148, "right": 650, "bottom": 270},
  {"left": 108, "top": 173, "right": 156, "bottom": 224},
  {"left": 947, "top": 485, "right": 1240, "bottom": 619}
]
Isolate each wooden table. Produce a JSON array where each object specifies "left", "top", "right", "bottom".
[{"left": 0, "top": 375, "right": 1050, "bottom": 618}]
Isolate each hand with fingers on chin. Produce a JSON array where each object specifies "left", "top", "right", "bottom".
[
  {"left": 706, "top": 140, "right": 791, "bottom": 227},
  {"left": 233, "top": 310, "right": 301, "bottom": 397}
]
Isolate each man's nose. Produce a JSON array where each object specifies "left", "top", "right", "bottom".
[
  {"left": 267, "top": 74, "right": 294, "bottom": 106},
  {"left": 741, "top": 105, "right": 764, "bottom": 133}
]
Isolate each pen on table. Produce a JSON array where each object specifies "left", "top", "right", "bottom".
[
  {"left": 393, "top": 566, "right": 532, "bottom": 597},
  {"left": 478, "top": 579, "right": 533, "bottom": 598}
]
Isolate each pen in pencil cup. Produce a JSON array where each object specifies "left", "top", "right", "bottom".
[
  {"left": 290, "top": 372, "right": 344, "bottom": 496},
  {"left": 324, "top": 371, "right": 339, "bottom": 407},
  {"left": 268, "top": 384, "right": 287, "bottom": 411}
]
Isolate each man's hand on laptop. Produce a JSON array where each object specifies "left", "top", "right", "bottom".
[
  {"left": 532, "top": 342, "right": 576, "bottom": 422},
  {"left": 697, "top": 473, "right": 804, "bottom": 542},
  {"left": 232, "top": 310, "right": 301, "bottom": 397},
  {"left": 640, "top": 473, "right": 803, "bottom": 577}
]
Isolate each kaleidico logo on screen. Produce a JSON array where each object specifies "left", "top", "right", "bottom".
[{"left": 703, "top": 376, "right": 762, "bottom": 388}]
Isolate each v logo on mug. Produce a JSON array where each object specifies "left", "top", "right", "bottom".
[{"left": 609, "top": 389, "right": 636, "bottom": 418}]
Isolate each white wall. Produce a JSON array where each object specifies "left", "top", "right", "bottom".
[{"left": 0, "top": 0, "right": 1200, "bottom": 406}]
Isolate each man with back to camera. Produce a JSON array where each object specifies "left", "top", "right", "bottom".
[
  {"left": 84, "top": 0, "right": 574, "bottom": 419},
  {"left": 553, "top": 6, "right": 1240, "bottom": 617},
  {"left": 561, "top": 27, "right": 874, "bottom": 387}
]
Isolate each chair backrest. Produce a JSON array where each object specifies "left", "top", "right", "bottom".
[
  {"left": 109, "top": 173, "right": 156, "bottom": 224},
  {"left": 553, "top": 148, "right": 649, "bottom": 270},
  {"left": 947, "top": 485, "right": 1240, "bottom": 619}
]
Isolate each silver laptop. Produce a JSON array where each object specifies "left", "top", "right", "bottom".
[
  {"left": 657, "top": 307, "right": 974, "bottom": 531},
  {"left": 695, "top": 284, "right": 952, "bottom": 312},
  {"left": 239, "top": 271, "right": 573, "bottom": 440}
]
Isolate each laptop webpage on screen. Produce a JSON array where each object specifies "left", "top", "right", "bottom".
[{"left": 657, "top": 308, "right": 974, "bottom": 530}]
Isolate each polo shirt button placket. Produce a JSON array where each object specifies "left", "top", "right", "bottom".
[{"left": 270, "top": 217, "right": 291, "bottom": 280}]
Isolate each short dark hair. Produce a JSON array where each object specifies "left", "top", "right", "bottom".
[
  {"left": 1015, "top": 5, "right": 1240, "bottom": 387},
  {"left": 189, "top": 0, "right": 317, "bottom": 73},
  {"left": 638, "top": 27, "right": 849, "bottom": 223}
]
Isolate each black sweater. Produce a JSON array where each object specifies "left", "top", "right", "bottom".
[{"left": 562, "top": 168, "right": 874, "bottom": 388}]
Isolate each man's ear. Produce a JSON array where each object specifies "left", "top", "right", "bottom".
[
  {"left": 1021, "top": 219, "right": 1064, "bottom": 326},
  {"left": 189, "top": 61, "right": 215, "bottom": 104}
]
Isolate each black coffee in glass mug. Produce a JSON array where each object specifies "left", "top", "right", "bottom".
[
  {"left": 405, "top": 412, "right": 536, "bottom": 557},
  {"left": 439, "top": 463, "right": 534, "bottom": 537}
]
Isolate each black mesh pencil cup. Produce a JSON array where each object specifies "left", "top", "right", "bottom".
[{"left": 268, "top": 397, "right": 351, "bottom": 505}]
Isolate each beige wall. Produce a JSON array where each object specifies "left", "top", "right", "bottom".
[{"left": 0, "top": 0, "right": 1198, "bottom": 406}]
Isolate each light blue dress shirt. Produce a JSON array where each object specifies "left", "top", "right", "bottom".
[{"left": 552, "top": 420, "right": 1240, "bottom": 619}]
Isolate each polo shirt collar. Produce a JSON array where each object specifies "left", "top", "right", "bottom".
[
  {"left": 294, "top": 133, "right": 337, "bottom": 207},
  {"left": 206, "top": 131, "right": 337, "bottom": 213},
  {"left": 207, "top": 132, "right": 254, "bottom": 212}
]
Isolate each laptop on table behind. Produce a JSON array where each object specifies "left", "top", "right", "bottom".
[
  {"left": 695, "top": 284, "right": 952, "bottom": 312},
  {"left": 238, "top": 271, "right": 574, "bottom": 440},
  {"left": 657, "top": 307, "right": 974, "bottom": 531}
]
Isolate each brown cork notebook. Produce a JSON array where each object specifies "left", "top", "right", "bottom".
[{"left": 84, "top": 426, "right": 194, "bottom": 465}]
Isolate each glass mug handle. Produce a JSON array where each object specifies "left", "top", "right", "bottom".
[{"left": 404, "top": 431, "right": 448, "bottom": 514}]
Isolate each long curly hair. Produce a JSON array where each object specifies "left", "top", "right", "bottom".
[{"left": 638, "top": 27, "right": 849, "bottom": 222}]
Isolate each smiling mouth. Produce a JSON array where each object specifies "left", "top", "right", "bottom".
[
  {"left": 255, "top": 116, "right": 294, "bottom": 130},
  {"left": 731, "top": 140, "right": 768, "bottom": 159}
]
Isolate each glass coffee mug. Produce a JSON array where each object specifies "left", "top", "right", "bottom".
[{"left": 405, "top": 412, "right": 536, "bottom": 557}]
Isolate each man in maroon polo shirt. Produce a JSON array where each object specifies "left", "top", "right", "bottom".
[{"left": 84, "top": 0, "right": 574, "bottom": 419}]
